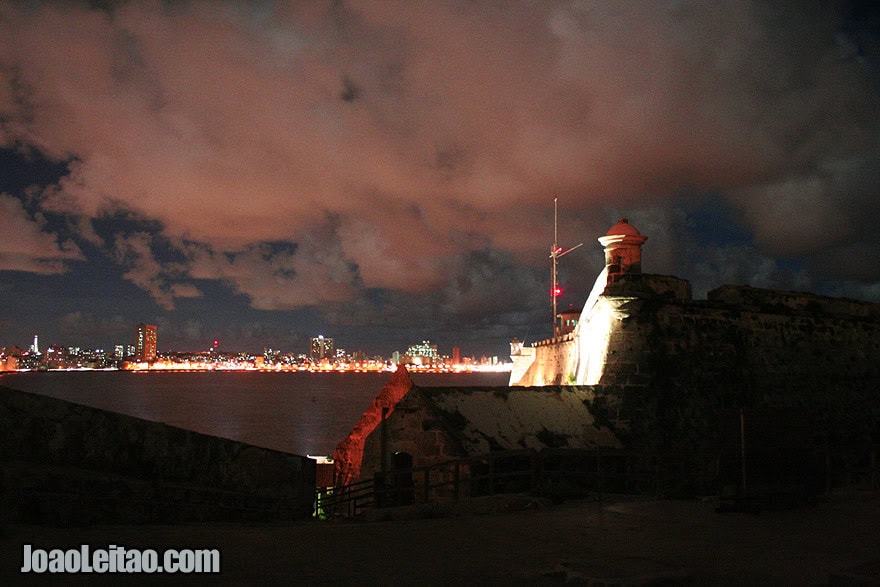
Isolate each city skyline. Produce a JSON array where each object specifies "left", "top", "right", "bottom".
[
  {"left": 0, "top": 323, "right": 490, "bottom": 368},
  {"left": 1, "top": 2, "right": 879, "bottom": 358}
]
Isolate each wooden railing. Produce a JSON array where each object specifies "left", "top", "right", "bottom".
[
  {"left": 315, "top": 448, "right": 645, "bottom": 519},
  {"left": 315, "top": 442, "right": 879, "bottom": 519}
]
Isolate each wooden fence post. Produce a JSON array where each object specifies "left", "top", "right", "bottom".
[
  {"left": 423, "top": 469, "right": 430, "bottom": 504},
  {"left": 530, "top": 451, "right": 538, "bottom": 493},
  {"left": 488, "top": 454, "right": 495, "bottom": 495}
]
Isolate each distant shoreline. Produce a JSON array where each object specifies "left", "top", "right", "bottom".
[{"left": 0, "top": 364, "right": 511, "bottom": 375}]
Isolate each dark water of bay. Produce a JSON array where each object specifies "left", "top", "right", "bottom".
[{"left": 0, "top": 370, "right": 509, "bottom": 457}]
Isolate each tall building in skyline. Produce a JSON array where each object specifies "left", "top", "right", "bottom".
[
  {"left": 310, "top": 335, "right": 334, "bottom": 361},
  {"left": 135, "top": 323, "right": 158, "bottom": 363},
  {"left": 404, "top": 340, "right": 439, "bottom": 366},
  {"left": 30, "top": 334, "right": 39, "bottom": 354}
]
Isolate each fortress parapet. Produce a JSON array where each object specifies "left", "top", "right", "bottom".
[
  {"left": 708, "top": 284, "right": 880, "bottom": 318},
  {"left": 604, "top": 273, "right": 692, "bottom": 301},
  {"left": 511, "top": 216, "right": 880, "bottom": 390}
]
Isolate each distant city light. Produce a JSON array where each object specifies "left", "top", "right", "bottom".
[{"left": 0, "top": 327, "right": 512, "bottom": 374}]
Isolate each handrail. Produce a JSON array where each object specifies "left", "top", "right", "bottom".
[{"left": 316, "top": 447, "right": 643, "bottom": 518}]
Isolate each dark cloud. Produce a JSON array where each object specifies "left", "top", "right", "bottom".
[
  {"left": 57, "top": 311, "right": 130, "bottom": 344},
  {"left": 0, "top": 0, "right": 878, "bottom": 352},
  {"left": 112, "top": 232, "right": 200, "bottom": 310},
  {"left": 0, "top": 193, "right": 83, "bottom": 273}
]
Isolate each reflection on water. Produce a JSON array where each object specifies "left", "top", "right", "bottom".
[{"left": 0, "top": 370, "right": 509, "bottom": 456}]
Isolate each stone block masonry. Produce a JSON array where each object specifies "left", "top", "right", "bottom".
[
  {"left": 339, "top": 380, "right": 621, "bottom": 485},
  {"left": 513, "top": 212, "right": 880, "bottom": 399},
  {"left": 516, "top": 273, "right": 880, "bottom": 398},
  {"left": 606, "top": 280, "right": 880, "bottom": 394},
  {"left": 334, "top": 219, "right": 880, "bottom": 495},
  {"left": 0, "top": 386, "right": 316, "bottom": 526},
  {"left": 509, "top": 272, "right": 880, "bottom": 493}
]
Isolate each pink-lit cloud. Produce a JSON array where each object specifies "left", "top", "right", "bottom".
[
  {"left": 112, "top": 232, "right": 200, "bottom": 310},
  {"left": 0, "top": 193, "right": 83, "bottom": 274},
  {"left": 1, "top": 0, "right": 878, "bottom": 315}
]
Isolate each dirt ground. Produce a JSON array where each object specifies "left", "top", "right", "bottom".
[{"left": 2, "top": 490, "right": 879, "bottom": 585}]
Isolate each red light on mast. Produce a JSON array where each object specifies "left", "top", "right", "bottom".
[{"left": 553, "top": 286, "right": 562, "bottom": 297}]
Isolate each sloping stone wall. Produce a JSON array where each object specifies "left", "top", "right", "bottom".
[
  {"left": 0, "top": 386, "right": 315, "bottom": 526},
  {"left": 332, "top": 366, "right": 414, "bottom": 486},
  {"left": 356, "top": 385, "right": 621, "bottom": 482}
]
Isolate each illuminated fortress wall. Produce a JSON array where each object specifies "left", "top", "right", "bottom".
[
  {"left": 339, "top": 220, "right": 880, "bottom": 492},
  {"left": 514, "top": 272, "right": 880, "bottom": 398},
  {"left": 506, "top": 273, "right": 880, "bottom": 490},
  {"left": 339, "top": 218, "right": 880, "bottom": 491},
  {"left": 340, "top": 279, "right": 880, "bottom": 491},
  {"left": 512, "top": 213, "right": 880, "bottom": 401}
]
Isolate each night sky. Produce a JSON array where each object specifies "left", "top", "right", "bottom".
[{"left": 1, "top": 1, "right": 878, "bottom": 358}]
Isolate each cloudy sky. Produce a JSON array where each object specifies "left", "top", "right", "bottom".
[{"left": 1, "top": 0, "right": 878, "bottom": 358}]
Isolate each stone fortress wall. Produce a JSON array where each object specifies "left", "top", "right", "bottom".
[
  {"left": 576, "top": 274, "right": 880, "bottom": 396},
  {"left": 504, "top": 218, "right": 880, "bottom": 491},
  {"left": 344, "top": 272, "right": 880, "bottom": 488},
  {"left": 337, "top": 218, "right": 880, "bottom": 496},
  {"left": 511, "top": 217, "right": 880, "bottom": 403}
]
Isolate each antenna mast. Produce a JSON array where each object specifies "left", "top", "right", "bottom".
[{"left": 550, "top": 198, "right": 583, "bottom": 336}]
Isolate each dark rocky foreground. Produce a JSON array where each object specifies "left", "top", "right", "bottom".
[
  {"left": 3, "top": 375, "right": 879, "bottom": 584},
  {"left": 0, "top": 386, "right": 315, "bottom": 526},
  {"left": 2, "top": 491, "right": 879, "bottom": 585}
]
